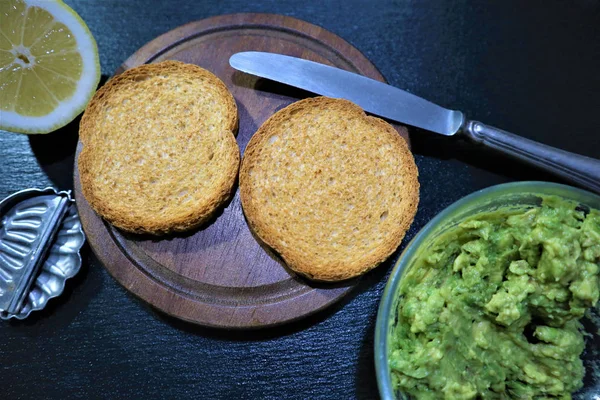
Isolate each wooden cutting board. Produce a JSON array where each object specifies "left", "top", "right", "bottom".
[{"left": 73, "top": 13, "right": 410, "bottom": 328}]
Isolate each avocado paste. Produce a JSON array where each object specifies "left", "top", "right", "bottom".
[{"left": 390, "top": 196, "right": 600, "bottom": 399}]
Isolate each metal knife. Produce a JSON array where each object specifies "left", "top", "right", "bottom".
[{"left": 230, "top": 51, "right": 600, "bottom": 194}]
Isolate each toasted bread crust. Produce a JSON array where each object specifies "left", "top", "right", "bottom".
[
  {"left": 79, "top": 61, "right": 239, "bottom": 235},
  {"left": 240, "top": 97, "right": 419, "bottom": 281}
]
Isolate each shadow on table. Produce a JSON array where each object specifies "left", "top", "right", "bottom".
[
  {"left": 355, "top": 309, "right": 379, "bottom": 400},
  {"left": 408, "top": 126, "right": 563, "bottom": 185},
  {"left": 27, "top": 75, "right": 110, "bottom": 192}
]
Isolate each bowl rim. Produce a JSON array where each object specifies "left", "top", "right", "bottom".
[{"left": 374, "top": 181, "right": 600, "bottom": 400}]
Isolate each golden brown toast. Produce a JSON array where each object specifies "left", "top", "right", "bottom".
[
  {"left": 78, "top": 61, "right": 239, "bottom": 235},
  {"left": 240, "top": 97, "right": 419, "bottom": 281}
]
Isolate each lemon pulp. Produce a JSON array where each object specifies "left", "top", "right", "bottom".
[{"left": 0, "top": 0, "right": 99, "bottom": 133}]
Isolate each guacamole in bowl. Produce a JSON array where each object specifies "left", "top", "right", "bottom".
[{"left": 375, "top": 182, "right": 600, "bottom": 400}]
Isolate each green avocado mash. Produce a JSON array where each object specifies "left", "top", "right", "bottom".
[{"left": 390, "top": 196, "right": 600, "bottom": 399}]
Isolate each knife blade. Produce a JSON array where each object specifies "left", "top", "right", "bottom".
[
  {"left": 229, "top": 51, "right": 600, "bottom": 194},
  {"left": 229, "top": 51, "right": 463, "bottom": 136}
]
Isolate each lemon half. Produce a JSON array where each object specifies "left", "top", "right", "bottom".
[{"left": 0, "top": 0, "right": 100, "bottom": 134}]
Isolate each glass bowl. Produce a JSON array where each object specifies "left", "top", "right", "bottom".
[{"left": 375, "top": 181, "right": 600, "bottom": 399}]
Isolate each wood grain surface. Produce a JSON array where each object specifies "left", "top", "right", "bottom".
[{"left": 73, "top": 13, "right": 410, "bottom": 328}]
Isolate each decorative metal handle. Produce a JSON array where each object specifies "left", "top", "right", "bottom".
[{"left": 460, "top": 120, "right": 600, "bottom": 194}]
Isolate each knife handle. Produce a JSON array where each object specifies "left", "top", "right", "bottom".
[{"left": 461, "top": 120, "right": 600, "bottom": 194}]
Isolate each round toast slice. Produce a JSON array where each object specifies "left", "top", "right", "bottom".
[
  {"left": 240, "top": 97, "right": 419, "bottom": 281},
  {"left": 78, "top": 61, "right": 239, "bottom": 235}
]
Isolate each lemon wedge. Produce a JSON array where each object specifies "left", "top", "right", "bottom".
[{"left": 0, "top": 0, "right": 100, "bottom": 134}]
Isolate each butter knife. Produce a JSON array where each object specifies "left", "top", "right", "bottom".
[{"left": 230, "top": 51, "right": 600, "bottom": 194}]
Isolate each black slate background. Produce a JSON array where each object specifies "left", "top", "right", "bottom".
[{"left": 1, "top": 1, "right": 599, "bottom": 399}]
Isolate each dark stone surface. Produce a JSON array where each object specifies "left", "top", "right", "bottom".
[{"left": 0, "top": 1, "right": 599, "bottom": 399}]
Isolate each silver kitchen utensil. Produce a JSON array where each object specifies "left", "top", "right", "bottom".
[
  {"left": 230, "top": 51, "right": 600, "bottom": 194},
  {"left": 0, "top": 188, "right": 85, "bottom": 320}
]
